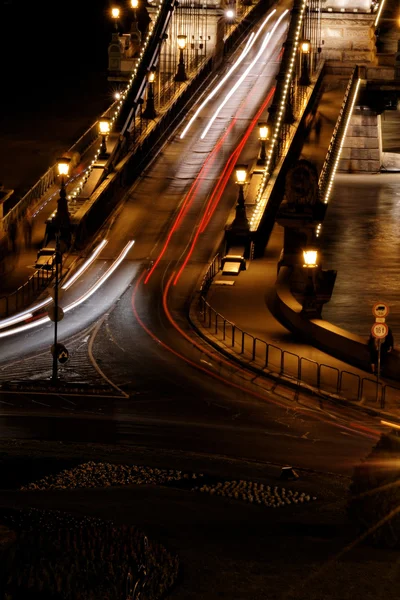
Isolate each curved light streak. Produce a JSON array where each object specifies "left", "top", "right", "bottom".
[
  {"left": 173, "top": 88, "right": 275, "bottom": 286},
  {"left": 179, "top": 9, "right": 277, "bottom": 139},
  {"left": 201, "top": 9, "right": 289, "bottom": 140},
  {"left": 0, "top": 241, "right": 134, "bottom": 339},
  {"left": 0, "top": 239, "right": 108, "bottom": 331},
  {"left": 62, "top": 239, "right": 108, "bottom": 290}
]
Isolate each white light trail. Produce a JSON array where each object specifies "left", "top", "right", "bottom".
[
  {"left": 179, "top": 9, "right": 277, "bottom": 139},
  {"left": 62, "top": 239, "right": 108, "bottom": 290},
  {"left": 0, "top": 240, "right": 134, "bottom": 339},
  {"left": 0, "top": 239, "right": 108, "bottom": 331},
  {"left": 200, "top": 9, "right": 288, "bottom": 140}
]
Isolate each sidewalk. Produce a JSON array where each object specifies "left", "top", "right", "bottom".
[{"left": 190, "top": 223, "right": 400, "bottom": 412}]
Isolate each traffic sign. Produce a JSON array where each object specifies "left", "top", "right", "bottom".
[
  {"left": 51, "top": 343, "right": 69, "bottom": 363},
  {"left": 371, "top": 322, "right": 388, "bottom": 339},
  {"left": 372, "top": 302, "right": 389, "bottom": 318},
  {"left": 58, "top": 346, "right": 69, "bottom": 364},
  {"left": 48, "top": 306, "right": 64, "bottom": 322}
]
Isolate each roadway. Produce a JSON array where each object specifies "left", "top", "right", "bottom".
[{"left": 0, "top": 1, "right": 391, "bottom": 478}]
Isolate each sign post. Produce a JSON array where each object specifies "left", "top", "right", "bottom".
[{"left": 371, "top": 321, "right": 388, "bottom": 408}]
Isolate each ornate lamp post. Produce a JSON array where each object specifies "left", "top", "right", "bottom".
[
  {"left": 302, "top": 246, "right": 319, "bottom": 314},
  {"left": 230, "top": 164, "right": 249, "bottom": 231},
  {"left": 257, "top": 122, "right": 269, "bottom": 165},
  {"left": 299, "top": 39, "right": 311, "bottom": 86},
  {"left": 98, "top": 117, "right": 111, "bottom": 159},
  {"left": 111, "top": 7, "right": 120, "bottom": 31},
  {"left": 143, "top": 70, "right": 157, "bottom": 119},
  {"left": 174, "top": 35, "right": 188, "bottom": 82},
  {"left": 55, "top": 157, "right": 71, "bottom": 246},
  {"left": 131, "top": 0, "right": 138, "bottom": 20}
]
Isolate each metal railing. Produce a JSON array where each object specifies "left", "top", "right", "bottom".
[
  {"left": 318, "top": 65, "right": 359, "bottom": 202},
  {"left": 2, "top": 102, "right": 119, "bottom": 232},
  {"left": 0, "top": 256, "right": 55, "bottom": 318},
  {"left": 197, "top": 259, "right": 400, "bottom": 409}
]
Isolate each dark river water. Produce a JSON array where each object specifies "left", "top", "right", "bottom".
[{"left": 320, "top": 173, "right": 400, "bottom": 342}]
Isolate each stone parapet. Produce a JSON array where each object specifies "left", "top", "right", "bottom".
[
  {"left": 321, "top": 12, "right": 376, "bottom": 66},
  {"left": 339, "top": 109, "right": 382, "bottom": 172}
]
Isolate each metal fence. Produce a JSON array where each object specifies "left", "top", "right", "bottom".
[
  {"left": 197, "top": 256, "right": 400, "bottom": 409},
  {"left": 0, "top": 255, "right": 55, "bottom": 318}
]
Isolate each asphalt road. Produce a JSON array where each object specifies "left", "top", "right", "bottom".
[{"left": 0, "top": 2, "right": 388, "bottom": 478}]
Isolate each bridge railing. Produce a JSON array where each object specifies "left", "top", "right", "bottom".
[
  {"left": 195, "top": 258, "right": 400, "bottom": 408},
  {"left": 0, "top": 255, "right": 55, "bottom": 317},
  {"left": 318, "top": 64, "right": 360, "bottom": 204},
  {"left": 2, "top": 102, "right": 119, "bottom": 233},
  {"left": 197, "top": 294, "right": 400, "bottom": 408}
]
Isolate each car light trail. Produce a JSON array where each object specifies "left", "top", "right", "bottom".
[
  {"left": 0, "top": 239, "right": 108, "bottom": 332},
  {"left": 0, "top": 241, "right": 134, "bottom": 338},
  {"left": 64, "top": 241, "right": 134, "bottom": 313},
  {"left": 200, "top": 9, "right": 288, "bottom": 140},
  {"left": 172, "top": 87, "right": 275, "bottom": 286},
  {"left": 179, "top": 9, "right": 277, "bottom": 139},
  {"left": 62, "top": 239, "right": 108, "bottom": 290}
]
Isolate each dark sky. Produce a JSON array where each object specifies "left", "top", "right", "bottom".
[{"left": 0, "top": 1, "right": 113, "bottom": 110}]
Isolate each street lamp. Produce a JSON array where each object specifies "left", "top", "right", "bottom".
[
  {"left": 174, "top": 35, "right": 188, "bottom": 82},
  {"left": 299, "top": 39, "right": 311, "bottom": 86},
  {"left": 303, "top": 247, "right": 318, "bottom": 268},
  {"left": 225, "top": 8, "right": 235, "bottom": 20},
  {"left": 111, "top": 7, "right": 120, "bottom": 30},
  {"left": 257, "top": 122, "right": 269, "bottom": 165},
  {"left": 302, "top": 246, "right": 319, "bottom": 314},
  {"left": 131, "top": 0, "right": 138, "bottom": 19},
  {"left": 143, "top": 70, "right": 157, "bottom": 119},
  {"left": 230, "top": 164, "right": 249, "bottom": 230},
  {"left": 55, "top": 157, "right": 71, "bottom": 244},
  {"left": 98, "top": 117, "right": 111, "bottom": 159}
]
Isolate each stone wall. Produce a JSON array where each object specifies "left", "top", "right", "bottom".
[
  {"left": 321, "top": 13, "right": 376, "bottom": 66},
  {"left": 339, "top": 108, "right": 382, "bottom": 172}
]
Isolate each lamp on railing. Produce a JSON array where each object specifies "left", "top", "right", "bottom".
[
  {"left": 257, "top": 122, "right": 269, "bottom": 165},
  {"left": 98, "top": 118, "right": 111, "bottom": 159},
  {"left": 111, "top": 7, "right": 120, "bottom": 31},
  {"left": 230, "top": 164, "right": 249, "bottom": 232},
  {"left": 143, "top": 69, "right": 157, "bottom": 119},
  {"left": 174, "top": 35, "right": 188, "bottom": 82},
  {"left": 302, "top": 246, "right": 319, "bottom": 314},
  {"left": 131, "top": 0, "right": 138, "bottom": 20},
  {"left": 299, "top": 39, "right": 311, "bottom": 86},
  {"left": 56, "top": 158, "right": 71, "bottom": 242}
]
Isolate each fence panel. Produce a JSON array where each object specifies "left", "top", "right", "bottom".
[
  {"left": 339, "top": 370, "right": 361, "bottom": 401},
  {"left": 253, "top": 337, "right": 267, "bottom": 363},
  {"left": 360, "top": 377, "right": 383, "bottom": 405},
  {"left": 382, "top": 384, "right": 400, "bottom": 409},
  {"left": 299, "top": 357, "right": 319, "bottom": 388},
  {"left": 266, "top": 344, "right": 282, "bottom": 372},
  {"left": 319, "top": 363, "right": 340, "bottom": 394},
  {"left": 281, "top": 350, "right": 300, "bottom": 380}
]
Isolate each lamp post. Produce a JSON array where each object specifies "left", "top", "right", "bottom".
[
  {"left": 230, "top": 164, "right": 249, "bottom": 231},
  {"left": 111, "top": 7, "right": 120, "bottom": 31},
  {"left": 174, "top": 35, "right": 188, "bottom": 82},
  {"left": 257, "top": 122, "right": 269, "bottom": 165},
  {"left": 143, "top": 69, "right": 157, "bottom": 119},
  {"left": 99, "top": 117, "right": 111, "bottom": 159},
  {"left": 55, "top": 157, "right": 71, "bottom": 248},
  {"left": 131, "top": 0, "right": 138, "bottom": 20},
  {"left": 302, "top": 246, "right": 318, "bottom": 314},
  {"left": 299, "top": 39, "right": 311, "bottom": 86}
]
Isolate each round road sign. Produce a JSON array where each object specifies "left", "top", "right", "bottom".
[
  {"left": 48, "top": 306, "right": 64, "bottom": 323},
  {"left": 371, "top": 322, "right": 389, "bottom": 339},
  {"left": 372, "top": 302, "right": 389, "bottom": 318}
]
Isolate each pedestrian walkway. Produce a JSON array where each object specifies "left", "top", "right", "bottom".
[{"left": 191, "top": 223, "right": 400, "bottom": 411}]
